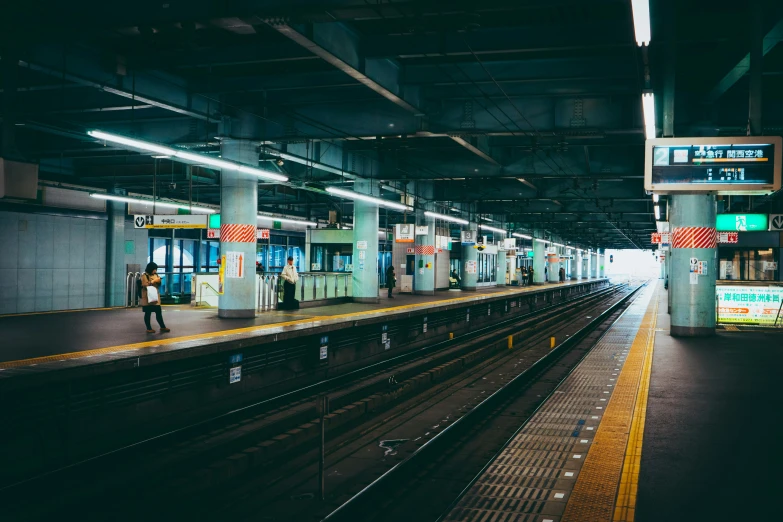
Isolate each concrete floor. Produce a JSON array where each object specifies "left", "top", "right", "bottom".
[{"left": 637, "top": 289, "right": 783, "bottom": 521}]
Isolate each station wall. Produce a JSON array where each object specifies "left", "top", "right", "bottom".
[
  {"left": 0, "top": 209, "right": 148, "bottom": 315},
  {"left": 0, "top": 211, "right": 106, "bottom": 314}
]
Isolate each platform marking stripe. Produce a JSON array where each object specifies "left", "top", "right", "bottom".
[
  {"left": 561, "top": 284, "right": 658, "bottom": 522},
  {"left": 0, "top": 282, "right": 599, "bottom": 369},
  {"left": 613, "top": 291, "right": 657, "bottom": 522}
]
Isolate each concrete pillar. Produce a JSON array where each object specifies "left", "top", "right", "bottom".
[
  {"left": 547, "top": 246, "right": 560, "bottom": 284},
  {"left": 218, "top": 139, "right": 258, "bottom": 318},
  {"left": 105, "top": 196, "right": 127, "bottom": 307},
  {"left": 414, "top": 210, "right": 435, "bottom": 295},
  {"left": 352, "top": 179, "right": 380, "bottom": 303},
  {"left": 670, "top": 194, "right": 717, "bottom": 337},
  {"left": 461, "top": 223, "right": 478, "bottom": 291},
  {"left": 533, "top": 237, "right": 546, "bottom": 285},
  {"left": 660, "top": 252, "right": 665, "bottom": 279},
  {"left": 591, "top": 253, "right": 598, "bottom": 278},
  {"left": 496, "top": 250, "right": 507, "bottom": 286},
  {"left": 574, "top": 251, "right": 582, "bottom": 279},
  {"left": 598, "top": 250, "right": 606, "bottom": 278},
  {"left": 569, "top": 250, "right": 578, "bottom": 280}
]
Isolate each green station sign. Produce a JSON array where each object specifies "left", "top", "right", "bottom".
[
  {"left": 715, "top": 213, "right": 768, "bottom": 232},
  {"left": 208, "top": 213, "right": 221, "bottom": 229}
]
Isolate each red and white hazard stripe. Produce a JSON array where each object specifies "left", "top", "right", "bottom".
[
  {"left": 671, "top": 226, "right": 717, "bottom": 249},
  {"left": 220, "top": 223, "right": 257, "bottom": 243},
  {"left": 414, "top": 245, "right": 436, "bottom": 255}
]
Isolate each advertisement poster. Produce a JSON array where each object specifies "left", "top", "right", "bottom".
[
  {"left": 718, "top": 286, "right": 783, "bottom": 325},
  {"left": 415, "top": 225, "right": 429, "bottom": 235},
  {"left": 218, "top": 255, "right": 226, "bottom": 294},
  {"left": 465, "top": 260, "right": 477, "bottom": 274},
  {"left": 225, "top": 251, "right": 244, "bottom": 279},
  {"left": 395, "top": 224, "right": 415, "bottom": 243}
]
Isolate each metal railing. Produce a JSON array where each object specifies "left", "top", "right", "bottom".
[
  {"left": 125, "top": 272, "right": 141, "bottom": 307},
  {"left": 258, "top": 274, "right": 280, "bottom": 312},
  {"left": 297, "top": 272, "right": 351, "bottom": 302},
  {"left": 256, "top": 272, "right": 352, "bottom": 312}
]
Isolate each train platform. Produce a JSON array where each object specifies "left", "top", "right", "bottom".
[
  {"left": 0, "top": 279, "right": 606, "bottom": 377},
  {"left": 442, "top": 280, "right": 783, "bottom": 522}
]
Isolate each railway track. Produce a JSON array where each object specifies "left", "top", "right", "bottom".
[{"left": 2, "top": 281, "right": 639, "bottom": 522}]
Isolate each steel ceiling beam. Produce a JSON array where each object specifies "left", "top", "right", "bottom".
[
  {"left": 263, "top": 21, "right": 501, "bottom": 165},
  {"left": 704, "top": 18, "right": 783, "bottom": 103},
  {"left": 19, "top": 45, "right": 219, "bottom": 121}
]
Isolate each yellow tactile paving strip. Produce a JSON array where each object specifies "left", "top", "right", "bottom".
[
  {"left": 0, "top": 282, "right": 597, "bottom": 370},
  {"left": 561, "top": 285, "right": 658, "bottom": 522}
]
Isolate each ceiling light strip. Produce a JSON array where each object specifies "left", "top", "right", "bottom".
[
  {"left": 325, "top": 187, "right": 411, "bottom": 211},
  {"left": 88, "top": 130, "right": 289, "bottom": 182},
  {"left": 424, "top": 211, "right": 469, "bottom": 225}
]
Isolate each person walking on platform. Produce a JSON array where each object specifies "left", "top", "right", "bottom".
[
  {"left": 140, "top": 262, "right": 170, "bottom": 334},
  {"left": 528, "top": 267, "right": 535, "bottom": 286},
  {"left": 520, "top": 267, "right": 527, "bottom": 286},
  {"left": 386, "top": 265, "right": 396, "bottom": 298},
  {"left": 280, "top": 256, "right": 299, "bottom": 310},
  {"left": 559, "top": 266, "right": 566, "bottom": 283}
]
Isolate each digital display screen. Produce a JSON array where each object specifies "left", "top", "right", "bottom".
[
  {"left": 652, "top": 144, "right": 775, "bottom": 185},
  {"left": 651, "top": 144, "right": 775, "bottom": 185}
]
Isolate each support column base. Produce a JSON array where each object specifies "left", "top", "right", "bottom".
[
  {"left": 414, "top": 290, "right": 436, "bottom": 296},
  {"left": 460, "top": 286, "right": 477, "bottom": 292},
  {"left": 671, "top": 325, "right": 715, "bottom": 337},
  {"left": 353, "top": 296, "right": 380, "bottom": 304},
  {"left": 218, "top": 309, "right": 256, "bottom": 319}
]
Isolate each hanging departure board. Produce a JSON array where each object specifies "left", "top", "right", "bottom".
[{"left": 645, "top": 136, "right": 781, "bottom": 195}]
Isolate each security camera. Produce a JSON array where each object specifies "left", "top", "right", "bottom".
[
  {"left": 168, "top": 182, "right": 177, "bottom": 190},
  {"left": 276, "top": 159, "right": 285, "bottom": 167}
]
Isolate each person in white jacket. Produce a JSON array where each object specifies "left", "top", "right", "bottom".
[{"left": 280, "top": 256, "right": 299, "bottom": 310}]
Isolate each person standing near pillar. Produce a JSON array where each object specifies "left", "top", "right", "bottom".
[
  {"left": 386, "top": 264, "right": 396, "bottom": 298},
  {"left": 280, "top": 256, "right": 299, "bottom": 310}
]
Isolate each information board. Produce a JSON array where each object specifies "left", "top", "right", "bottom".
[
  {"left": 645, "top": 136, "right": 782, "bottom": 195},
  {"left": 717, "top": 286, "right": 783, "bottom": 326}
]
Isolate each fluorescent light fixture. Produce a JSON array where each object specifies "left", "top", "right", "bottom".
[
  {"left": 631, "top": 0, "right": 651, "bottom": 46},
  {"left": 257, "top": 214, "right": 317, "bottom": 227},
  {"left": 175, "top": 150, "right": 240, "bottom": 171},
  {"left": 236, "top": 165, "right": 289, "bottom": 182},
  {"left": 88, "top": 130, "right": 288, "bottom": 182},
  {"left": 451, "top": 207, "right": 460, "bottom": 212},
  {"left": 88, "top": 130, "right": 176, "bottom": 156},
  {"left": 326, "top": 187, "right": 412, "bottom": 211},
  {"left": 642, "top": 93, "right": 655, "bottom": 140},
  {"left": 89, "top": 193, "right": 216, "bottom": 213},
  {"left": 481, "top": 224, "right": 507, "bottom": 235},
  {"left": 513, "top": 233, "right": 533, "bottom": 239},
  {"left": 481, "top": 216, "right": 494, "bottom": 222},
  {"left": 424, "top": 211, "right": 469, "bottom": 225},
  {"left": 534, "top": 238, "right": 547, "bottom": 243},
  {"left": 652, "top": 193, "right": 659, "bottom": 203},
  {"left": 378, "top": 230, "right": 386, "bottom": 236},
  {"left": 654, "top": 205, "right": 661, "bottom": 220}
]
